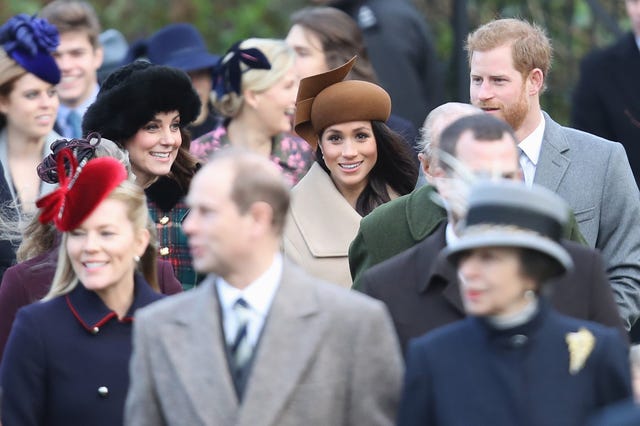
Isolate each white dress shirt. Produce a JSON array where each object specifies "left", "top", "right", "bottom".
[
  {"left": 518, "top": 112, "right": 546, "bottom": 187},
  {"left": 216, "top": 253, "right": 283, "bottom": 347}
]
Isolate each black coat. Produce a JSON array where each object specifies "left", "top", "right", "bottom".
[
  {"left": 571, "top": 32, "right": 640, "bottom": 186},
  {"left": 398, "top": 302, "right": 632, "bottom": 426},
  {"left": 360, "top": 222, "right": 626, "bottom": 353}
]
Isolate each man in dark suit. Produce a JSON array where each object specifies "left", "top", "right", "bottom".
[
  {"left": 125, "top": 149, "right": 403, "bottom": 426},
  {"left": 571, "top": 0, "right": 640, "bottom": 186},
  {"left": 360, "top": 114, "right": 624, "bottom": 353}
]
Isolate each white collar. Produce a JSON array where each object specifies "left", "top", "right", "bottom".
[
  {"left": 445, "top": 221, "right": 460, "bottom": 247},
  {"left": 216, "top": 253, "right": 283, "bottom": 317},
  {"left": 518, "top": 111, "right": 546, "bottom": 166}
]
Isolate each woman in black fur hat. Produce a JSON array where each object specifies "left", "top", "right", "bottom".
[{"left": 83, "top": 60, "right": 202, "bottom": 290}]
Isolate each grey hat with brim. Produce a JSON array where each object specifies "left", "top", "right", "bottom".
[
  {"left": 444, "top": 225, "right": 574, "bottom": 272},
  {"left": 443, "top": 179, "right": 574, "bottom": 273}
]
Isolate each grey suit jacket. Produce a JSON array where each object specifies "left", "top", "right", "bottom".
[
  {"left": 536, "top": 112, "right": 640, "bottom": 328},
  {"left": 124, "top": 260, "right": 403, "bottom": 426}
]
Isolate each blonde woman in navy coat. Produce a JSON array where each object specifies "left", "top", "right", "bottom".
[
  {"left": 397, "top": 180, "right": 632, "bottom": 426},
  {"left": 0, "top": 152, "right": 162, "bottom": 426}
]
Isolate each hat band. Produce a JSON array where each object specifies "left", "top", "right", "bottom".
[{"left": 466, "top": 204, "right": 563, "bottom": 241}]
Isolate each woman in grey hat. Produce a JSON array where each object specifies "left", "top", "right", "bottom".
[{"left": 397, "top": 180, "right": 632, "bottom": 426}]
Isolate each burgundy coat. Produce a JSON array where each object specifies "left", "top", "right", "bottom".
[{"left": 0, "top": 247, "right": 182, "bottom": 362}]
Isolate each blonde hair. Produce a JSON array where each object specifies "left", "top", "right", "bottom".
[
  {"left": 212, "top": 38, "right": 295, "bottom": 118},
  {"left": 44, "top": 179, "right": 155, "bottom": 300}
]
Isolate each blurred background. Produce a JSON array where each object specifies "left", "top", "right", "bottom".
[{"left": 1, "top": 0, "right": 631, "bottom": 124}]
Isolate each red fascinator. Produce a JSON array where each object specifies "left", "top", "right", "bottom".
[{"left": 36, "top": 148, "right": 127, "bottom": 231}]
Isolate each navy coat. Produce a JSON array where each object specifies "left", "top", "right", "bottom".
[
  {"left": 0, "top": 247, "right": 182, "bottom": 363},
  {"left": 0, "top": 274, "right": 163, "bottom": 426},
  {"left": 397, "top": 303, "right": 632, "bottom": 426}
]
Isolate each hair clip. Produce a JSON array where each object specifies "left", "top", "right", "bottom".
[
  {"left": 212, "top": 41, "right": 271, "bottom": 98},
  {"left": 38, "top": 133, "right": 104, "bottom": 184}
]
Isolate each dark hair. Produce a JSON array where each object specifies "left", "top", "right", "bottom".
[
  {"left": 82, "top": 61, "right": 201, "bottom": 190},
  {"left": 518, "top": 248, "right": 564, "bottom": 298},
  {"left": 439, "top": 114, "right": 518, "bottom": 171},
  {"left": 169, "top": 128, "right": 199, "bottom": 191},
  {"left": 316, "top": 120, "right": 417, "bottom": 216},
  {"left": 290, "top": 6, "right": 378, "bottom": 83}
]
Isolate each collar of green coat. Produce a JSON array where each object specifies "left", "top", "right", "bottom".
[{"left": 405, "top": 184, "right": 447, "bottom": 241}]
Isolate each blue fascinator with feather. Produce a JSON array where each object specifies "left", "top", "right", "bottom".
[
  {"left": 212, "top": 41, "right": 271, "bottom": 98},
  {"left": 0, "top": 14, "right": 61, "bottom": 84}
]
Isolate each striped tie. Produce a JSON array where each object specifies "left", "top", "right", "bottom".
[{"left": 229, "top": 298, "right": 253, "bottom": 370}]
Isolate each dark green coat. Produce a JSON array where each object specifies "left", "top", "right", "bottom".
[{"left": 349, "top": 184, "right": 586, "bottom": 290}]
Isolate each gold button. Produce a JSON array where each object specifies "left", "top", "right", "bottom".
[
  {"left": 159, "top": 216, "right": 170, "bottom": 225},
  {"left": 98, "top": 386, "right": 109, "bottom": 397},
  {"left": 92, "top": 327, "right": 99, "bottom": 334},
  {"left": 159, "top": 247, "right": 170, "bottom": 256}
]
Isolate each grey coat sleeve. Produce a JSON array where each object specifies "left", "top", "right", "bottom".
[
  {"left": 348, "top": 301, "right": 404, "bottom": 426},
  {"left": 597, "top": 142, "right": 640, "bottom": 329},
  {"left": 124, "top": 314, "right": 167, "bottom": 426}
]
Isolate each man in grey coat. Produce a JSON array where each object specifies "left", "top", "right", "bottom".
[
  {"left": 467, "top": 18, "right": 640, "bottom": 330},
  {"left": 124, "top": 148, "right": 402, "bottom": 426}
]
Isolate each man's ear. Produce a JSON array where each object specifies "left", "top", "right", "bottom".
[{"left": 527, "top": 68, "right": 544, "bottom": 95}]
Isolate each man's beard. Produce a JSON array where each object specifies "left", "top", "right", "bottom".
[{"left": 501, "top": 88, "right": 529, "bottom": 132}]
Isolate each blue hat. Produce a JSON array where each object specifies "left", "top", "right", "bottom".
[
  {"left": 97, "top": 29, "right": 129, "bottom": 82},
  {"left": 0, "top": 14, "right": 60, "bottom": 85},
  {"left": 145, "top": 23, "right": 219, "bottom": 73}
]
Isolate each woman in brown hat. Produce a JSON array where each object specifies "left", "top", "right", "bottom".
[{"left": 284, "top": 57, "right": 417, "bottom": 288}]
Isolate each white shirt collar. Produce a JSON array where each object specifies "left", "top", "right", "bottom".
[
  {"left": 445, "top": 221, "right": 460, "bottom": 246},
  {"left": 518, "top": 111, "right": 546, "bottom": 166},
  {"left": 58, "top": 84, "right": 100, "bottom": 121},
  {"left": 216, "top": 253, "right": 283, "bottom": 318}
]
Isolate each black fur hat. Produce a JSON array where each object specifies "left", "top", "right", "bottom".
[{"left": 82, "top": 60, "right": 201, "bottom": 144}]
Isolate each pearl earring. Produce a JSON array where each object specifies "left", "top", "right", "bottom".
[
  {"left": 133, "top": 255, "right": 140, "bottom": 262},
  {"left": 524, "top": 289, "right": 535, "bottom": 300}
]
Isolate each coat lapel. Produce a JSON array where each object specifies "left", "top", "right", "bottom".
[
  {"left": 416, "top": 224, "right": 464, "bottom": 314},
  {"left": 159, "top": 279, "right": 238, "bottom": 425},
  {"left": 290, "top": 163, "right": 362, "bottom": 256},
  {"left": 237, "top": 262, "right": 327, "bottom": 426},
  {"left": 534, "top": 113, "right": 571, "bottom": 192}
]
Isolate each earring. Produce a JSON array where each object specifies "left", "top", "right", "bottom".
[
  {"left": 524, "top": 289, "right": 535, "bottom": 301},
  {"left": 133, "top": 255, "right": 140, "bottom": 262}
]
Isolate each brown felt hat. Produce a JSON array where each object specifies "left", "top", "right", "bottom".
[{"left": 294, "top": 56, "right": 391, "bottom": 150}]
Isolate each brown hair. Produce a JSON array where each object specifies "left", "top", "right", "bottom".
[
  {"left": 466, "top": 18, "right": 552, "bottom": 90},
  {"left": 290, "top": 6, "right": 378, "bottom": 83},
  {"left": 39, "top": 0, "right": 102, "bottom": 48},
  {"left": 0, "top": 50, "right": 28, "bottom": 129}
]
